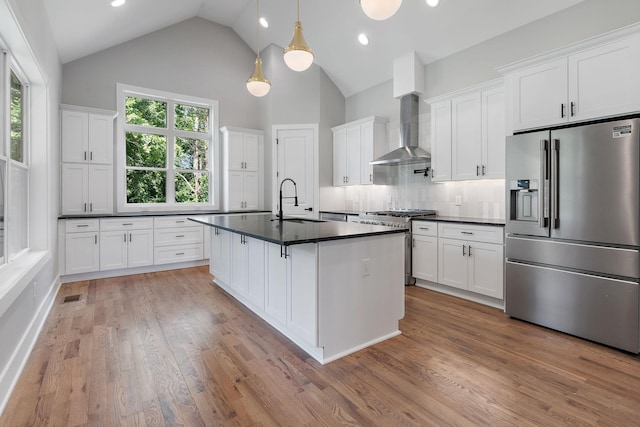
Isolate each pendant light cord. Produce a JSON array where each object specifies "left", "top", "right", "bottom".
[
  {"left": 297, "top": 0, "right": 300, "bottom": 21},
  {"left": 256, "top": 0, "right": 260, "bottom": 59}
]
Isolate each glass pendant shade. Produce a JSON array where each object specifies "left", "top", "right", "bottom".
[
  {"left": 246, "top": 57, "right": 270, "bottom": 97},
  {"left": 284, "top": 21, "right": 314, "bottom": 72},
  {"left": 360, "top": 0, "right": 402, "bottom": 20}
]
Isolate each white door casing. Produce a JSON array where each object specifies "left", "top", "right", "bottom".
[{"left": 273, "top": 125, "right": 319, "bottom": 218}]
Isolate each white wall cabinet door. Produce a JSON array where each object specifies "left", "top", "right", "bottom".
[
  {"left": 66, "top": 231, "right": 100, "bottom": 274},
  {"left": 345, "top": 126, "right": 362, "bottom": 185},
  {"left": 332, "top": 127, "right": 348, "bottom": 186},
  {"left": 467, "top": 241, "right": 504, "bottom": 299},
  {"left": 430, "top": 100, "right": 452, "bottom": 182},
  {"left": 451, "top": 92, "right": 482, "bottom": 180},
  {"left": 360, "top": 121, "right": 375, "bottom": 184},
  {"left": 509, "top": 58, "right": 568, "bottom": 131},
  {"left": 61, "top": 163, "right": 88, "bottom": 215},
  {"left": 481, "top": 87, "right": 506, "bottom": 179},
  {"left": 243, "top": 133, "right": 259, "bottom": 172},
  {"left": 221, "top": 127, "right": 264, "bottom": 211},
  {"left": 227, "top": 171, "right": 245, "bottom": 210},
  {"left": 412, "top": 235, "right": 438, "bottom": 282},
  {"left": 61, "top": 109, "right": 114, "bottom": 164},
  {"left": 127, "top": 228, "right": 154, "bottom": 268},
  {"left": 243, "top": 172, "right": 259, "bottom": 211},
  {"left": 87, "top": 165, "right": 113, "bottom": 215},
  {"left": 568, "top": 36, "right": 640, "bottom": 122}
]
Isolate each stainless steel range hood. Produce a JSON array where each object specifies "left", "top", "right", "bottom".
[{"left": 370, "top": 94, "right": 430, "bottom": 166}]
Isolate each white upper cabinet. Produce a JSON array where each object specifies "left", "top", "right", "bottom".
[
  {"left": 332, "top": 116, "right": 388, "bottom": 186},
  {"left": 61, "top": 107, "right": 116, "bottom": 164},
  {"left": 500, "top": 28, "right": 640, "bottom": 132},
  {"left": 220, "top": 126, "right": 264, "bottom": 211},
  {"left": 427, "top": 80, "right": 505, "bottom": 182}
]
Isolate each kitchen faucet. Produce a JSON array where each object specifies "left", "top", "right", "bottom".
[{"left": 278, "top": 178, "right": 298, "bottom": 220}]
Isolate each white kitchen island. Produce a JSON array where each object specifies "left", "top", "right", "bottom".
[{"left": 190, "top": 214, "right": 406, "bottom": 364}]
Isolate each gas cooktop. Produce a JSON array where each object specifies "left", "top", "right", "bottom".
[{"left": 365, "top": 209, "right": 436, "bottom": 218}]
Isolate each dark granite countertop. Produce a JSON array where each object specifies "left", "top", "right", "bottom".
[
  {"left": 412, "top": 216, "right": 505, "bottom": 226},
  {"left": 58, "top": 210, "right": 269, "bottom": 220},
  {"left": 189, "top": 213, "right": 406, "bottom": 246},
  {"left": 319, "top": 210, "right": 362, "bottom": 216}
]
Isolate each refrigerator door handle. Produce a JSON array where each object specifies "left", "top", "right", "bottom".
[
  {"left": 540, "top": 139, "right": 549, "bottom": 229},
  {"left": 551, "top": 139, "right": 560, "bottom": 229}
]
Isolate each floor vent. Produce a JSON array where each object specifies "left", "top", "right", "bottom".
[{"left": 63, "top": 295, "right": 82, "bottom": 303}]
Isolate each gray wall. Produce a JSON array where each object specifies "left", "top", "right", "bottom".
[
  {"left": 62, "top": 17, "right": 260, "bottom": 129},
  {"left": 346, "top": 0, "right": 640, "bottom": 126}
]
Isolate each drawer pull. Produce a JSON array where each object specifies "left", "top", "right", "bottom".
[
  {"left": 122, "top": 223, "right": 133, "bottom": 226},
  {"left": 77, "top": 224, "right": 89, "bottom": 228},
  {"left": 418, "top": 227, "right": 430, "bottom": 230},
  {"left": 461, "top": 231, "right": 474, "bottom": 235},
  {"left": 176, "top": 252, "right": 185, "bottom": 256},
  {"left": 176, "top": 220, "right": 185, "bottom": 223},
  {"left": 176, "top": 235, "right": 185, "bottom": 238}
]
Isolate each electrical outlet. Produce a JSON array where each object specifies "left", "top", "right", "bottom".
[
  {"left": 455, "top": 195, "right": 462, "bottom": 206},
  {"left": 362, "top": 258, "right": 371, "bottom": 276}
]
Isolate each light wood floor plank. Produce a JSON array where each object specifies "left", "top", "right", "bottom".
[{"left": 2, "top": 265, "right": 640, "bottom": 426}]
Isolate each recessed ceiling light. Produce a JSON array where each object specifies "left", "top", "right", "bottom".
[
  {"left": 426, "top": 0, "right": 440, "bottom": 7},
  {"left": 358, "top": 33, "right": 369, "bottom": 46},
  {"left": 110, "top": 0, "right": 126, "bottom": 7},
  {"left": 259, "top": 17, "right": 269, "bottom": 28}
]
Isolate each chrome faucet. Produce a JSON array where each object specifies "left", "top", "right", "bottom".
[{"left": 278, "top": 178, "right": 298, "bottom": 220}]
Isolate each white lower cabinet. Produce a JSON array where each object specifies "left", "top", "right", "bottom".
[
  {"left": 412, "top": 221, "right": 438, "bottom": 282},
  {"left": 265, "top": 243, "right": 287, "bottom": 324},
  {"left": 99, "top": 218, "right": 154, "bottom": 271},
  {"left": 437, "top": 223, "right": 504, "bottom": 299},
  {"left": 65, "top": 219, "right": 100, "bottom": 275},
  {"left": 153, "top": 216, "right": 203, "bottom": 265},
  {"left": 210, "top": 228, "right": 231, "bottom": 286}
]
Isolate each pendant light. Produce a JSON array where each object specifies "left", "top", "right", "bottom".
[
  {"left": 246, "top": 0, "right": 271, "bottom": 97},
  {"left": 283, "top": 0, "right": 314, "bottom": 72},
  {"left": 360, "top": 0, "right": 403, "bottom": 20}
]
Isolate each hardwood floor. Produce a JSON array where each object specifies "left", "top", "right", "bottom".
[{"left": 2, "top": 266, "right": 640, "bottom": 426}]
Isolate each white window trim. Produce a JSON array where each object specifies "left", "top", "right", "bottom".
[{"left": 116, "top": 83, "right": 220, "bottom": 213}]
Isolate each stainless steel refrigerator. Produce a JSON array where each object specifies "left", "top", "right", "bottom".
[{"left": 505, "top": 117, "right": 640, "bottom": 353}]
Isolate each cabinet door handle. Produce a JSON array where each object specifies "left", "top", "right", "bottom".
[
  {"left": 83, "top": 203, "right": 87, "bottom": 212},
  {"left": 462, "top": 244, "right": 466, "bottom": 256},
  {"left": 124, "top": 233, "right": 126, "bottom": 242},
  {"left": 95, "top": 235, "right": 98, "bottom": 244},
  {"left": 412, "top": 238, "right": 415, "bottom": 248},
  {"left": 570, "top": 101, "right": 575, "bottom": 117},
  {"left": 90, "top": 203, "right": 93, "bottom": 212},
  {"left": 561, "top": 103, "right": 566, "bottom": 118},
  {"left": 84, "top": 151, "right": 87, "bottom": 161},
  {"left": 468, "top": 245, "right": 472, "bottom": 256},
  {"left": 482, "top": 165, "right": 486, "bottom": 176},
  {"left": 370, "top": 173, "right": 372, "bottom": 182},
  {"left": 476, "top": 165, "right": 480, "bottom": 176},
  {"left": 129, "top": 233, "right": 132, "bottom": 242},
  {"left": 90, "top": 151, "right": 93, "bottom": 161}
]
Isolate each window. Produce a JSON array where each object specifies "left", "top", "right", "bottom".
[
  {"left": 117, "top": 84, "right": 218, "bottom": 211},
  {"left": 0, "top": 53, "right": 30, "bottom": 266}
]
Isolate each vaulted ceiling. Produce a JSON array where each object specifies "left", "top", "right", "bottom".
[{"left": 43, "top": 0, "right": 584, "bottom": 97}]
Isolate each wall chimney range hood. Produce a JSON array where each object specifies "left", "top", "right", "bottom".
[{"left": 370, "top": 93, "right": 430, "bottom": 166}]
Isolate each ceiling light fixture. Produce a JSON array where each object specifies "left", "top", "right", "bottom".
[
  {"left": 426, "top": 0, "right": 440, "bottom": 7},
  {"left": 246, "top": 0, "right": 271, "bottom": 97},
  {"left": 359, "top": 0, "right": 402, "bottom": 20},
  {"left": 358, "top": 33, "right": 369, "bottom": 46},
  {"left": 283, "top": 0, "right": 314, "bottom": 72},
  {"left": 110, "top": 0, "right": 126, "bottom": 7},
  {"left": 259, "top": 17, "right": 269, "bottom": 28}
]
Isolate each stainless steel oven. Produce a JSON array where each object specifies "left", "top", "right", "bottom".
[{"left": 354, "top": 209, "right": 436, "bottom": 285}]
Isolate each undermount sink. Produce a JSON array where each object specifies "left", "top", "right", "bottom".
[{"left": 271, "top": 218, "right": 326, "bottom": 224}]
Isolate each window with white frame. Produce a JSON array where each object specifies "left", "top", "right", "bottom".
[
  {"left": 117, "top": 84, "right": 218, "bottom": 211},
  {"left": 0, "top": 51, "right": 30, "bottom": 266}
]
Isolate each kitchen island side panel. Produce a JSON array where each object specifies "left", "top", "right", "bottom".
[{"left": 318, "top": 234, "right": 405, "bottom": 361}]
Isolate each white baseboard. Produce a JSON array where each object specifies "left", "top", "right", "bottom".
[
  {"left": 60, "top": 259, "right": 208, "bottom": 283},
  {"left": 0, "top": 274, "right": 61, "bottom": 417},
  {"left": 415, "top": 279, "right": 505, "bottom": 310}
]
